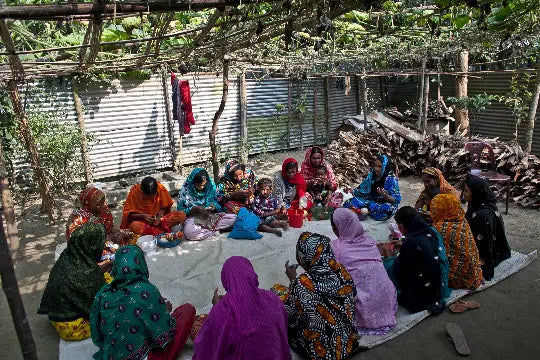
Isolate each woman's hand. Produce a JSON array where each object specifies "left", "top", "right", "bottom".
[
  {"left": 212, "top": 288, "right": 224, "bottom": 305},
  {"left": 165, "top": 300, "right": 173, "bottom": 313},
  {"left": 285, "top": 261, "right": 298, "bottom": 282}
]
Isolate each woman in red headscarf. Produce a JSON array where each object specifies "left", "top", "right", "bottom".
[
  {"left": 272, "top": 158, "right": 312, "bottom": 210},
  {"left": 66, "top": 187, "right": 114, "bottom": 240}
]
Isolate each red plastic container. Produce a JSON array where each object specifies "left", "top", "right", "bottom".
[
  {"left": 290, "top": 200, "right": 300, "bottom": 209},
  {"left": 288, "top": 208, "right": 304, "bottom": 228}
]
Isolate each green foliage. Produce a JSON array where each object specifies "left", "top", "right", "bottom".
[
  {"left": 447, "top": 93, "right": 499, "bottom": 111},
  {"left": 2, "top": 89, "right": 95, "bottom": 193},
  {"left": 499, "top": 72, "right": 535, "bottom": 140}
]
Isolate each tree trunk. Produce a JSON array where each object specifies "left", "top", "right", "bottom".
[
  {"left": 0, "top": 139, "right": 19, "bottom": 252},
  {"left": 72, "top": 81, "right": 93, "bottom": 184},
  {"left": 239, "top": 72, "right": 248, "bottom": 163},
  {"left": 455, "top": 50, "right": 469, "bottom": 135},
  {"left": 7, "top": 80, "right": 55, "bottom": 222},
  {"left": 313, "top": 86, "right": 318, "bottom": 144},
  {"left": 422, "top": 75, "right": 430, "bottom": 133},
  {"left": 361, "top": 66, "right": 369, "bottom": 130},
  {"left": 0, "top": 214, "right": 38, "bottom": 359},
  {"left": 417, "top": 59, "right": 426, "bottom": 130},
  {"left": 287, "top": 80, "right": 292, "bottom": 150},
  {"left": 324, "top": 77, "right": 330, "bottom": 144},
  {"left": 209, "top": 58, "right": 229, "bottom": 184},
  {"left": 525, "top": 71, "right": 540, "bottom": 153}
]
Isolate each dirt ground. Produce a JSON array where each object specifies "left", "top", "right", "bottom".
[{"left": 1, "top": 149, "right": 539, "bottom": 360}]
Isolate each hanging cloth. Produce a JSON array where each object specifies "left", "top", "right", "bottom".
[{"left": 171, "top": 73, "right": 196, "bottom": 135}]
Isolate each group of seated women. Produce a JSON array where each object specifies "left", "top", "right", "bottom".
[{"left": 38, "top": 148, "right": 512, "bottom": 360}]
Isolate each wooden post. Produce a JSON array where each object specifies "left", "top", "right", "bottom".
[
  {"left": 379, "top": 76, "right": 386, "bottom": 107},
  {"left": 525, "top": 71, "right": 540, "bottom": 153},
  {"left": 0, "top": 139, "right": 18, "bottom": 252},
  {"left": 296, "top": 81, "right": 304, "bottom": 151},
  {"left": 0, "top": 214, "right": 38, "bottom": 360},
  {"left": 239, "top": 72, "right": 248, "bottom": 163},
  {"left": 313, "top": 86, "right": 318, "bottom": 145},
  {"left": 287, "top": 80, "right": 292, "bottom": 150},
  {"left": 0, "top": 19, "right": 55, "bottom": 222},
  {"left": 422, "top": 75, "right": 430, "bottom": 133},
  {"left": 160, "top": 67, "right": 177, "bottom": 171},
  {"left": 455, "top": 50, "right": 469, "bottom": 135},
  {"left": 360, "top": 65, "right": 368, "bottom": 131},
  {"left": 417, "top": 59, "right": 426, "bottom": 130},
  {"left": 344, "top": 75, "right": 351, "bottom": 96},
  {"left": 72, "top": 80, "right": 93, "bottom": 184},
  {"left": 355, "top": 75, "right": 361, "bottom": 114},
  {"left": 209, "top": 58, "right": 229, "bottom": 184},
  {"left": 324, "top": 77, "right": 331, "bottom": 144}
]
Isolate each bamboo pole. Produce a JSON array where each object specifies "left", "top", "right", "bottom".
[
  {"left": 209, "top": 58, "right": 229, "bottom": 184},
  {"left": 0, "top": 139, "right": 18, "bottom": 252},
  {"left": 361, "top": 66, "right": 369, "bottom": 130},
  {"left": 287, "top": 80, "right": 292, "bottom": 150},
  {"left": 0, "top": 212, "right": 38, "bottom": 359},
  {"left": 313, "top": 86, "right": 318, "bottom": 145},
  {"left": 525, "top": 71, "right": 540, "bottom": 154},
  {"left": 455, "top": 50, "right": 470, "bottom": 135},
  {"left": 422, "top": 75, "right": 430, "bottom": 133},
  {"left": 0, "top": 0, "right": 279, "bottom": 20},
  {"left": 324, "top": 77, "right": 331, "bottom": 144},
  {"left": 160, "top": 67, "right": 176, "bottom": 170},
  {"left": 239, "top": 72, "right": 248, "bottom": 163},
  {"left": 417, "top": 59, "right": 426, "bottom": 130},
  {"left": 72, "top": 80, "right": 93, "bottom": 184}
]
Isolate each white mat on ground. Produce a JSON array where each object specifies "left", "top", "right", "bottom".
[{"left": 57, "top": 219, "right": 537, "bottom": 360}]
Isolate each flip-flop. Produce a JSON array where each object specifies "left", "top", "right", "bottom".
[
  {"left": 449, "top": 300, "right": 481, "bottom": 314},
  {"left": 446, "top": 323, "right": 471, "bottom": 356}
]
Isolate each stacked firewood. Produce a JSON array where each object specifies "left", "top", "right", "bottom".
[{"left": 326, "top": 125, "right": 540, "bottom": 208}]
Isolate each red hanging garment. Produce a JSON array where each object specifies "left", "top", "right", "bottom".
[{"left": 179, "top": 80, "right": 195, "bottom": 134}]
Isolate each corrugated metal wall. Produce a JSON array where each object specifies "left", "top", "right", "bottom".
[
  {"left": 246, "top": 77, "right": 290, "bottom": 153},
  {"left": 172, "top": 75, "right": 241, "bottom": 165},
  {"left": 328, "top": 77, "right": 360, "bottom": 139},
  {"left": 79, "top": 75, "right": 172, "bottom": 178},
  {"left": 386, "top": 72, "right": 539, "bottom": 155}
]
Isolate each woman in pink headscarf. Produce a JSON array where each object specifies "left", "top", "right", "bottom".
[
  {"left": 192, "top": 256, "right": 291, "bottom": 360},
  {"left": 330, "top": 208, "right": 397, "bottom": 335}
]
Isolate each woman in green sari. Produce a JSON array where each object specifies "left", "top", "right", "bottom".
[{"left": 90, "top": 245, "right": 196, "bottom": 360}]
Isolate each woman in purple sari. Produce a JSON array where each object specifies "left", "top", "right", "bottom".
[
  {"left": 330, "top": 208, "right": 397, "bottom": 335},
  {"left": 192, "top": 256, "right": 291, "bottom": 360}
]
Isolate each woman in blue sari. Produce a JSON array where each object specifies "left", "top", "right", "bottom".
[
  {"left": 178, "top": 168, "right": 235, "bottom": 241},
  {"left": 344, "top": 154, "right": 401, "bottom": 221}
]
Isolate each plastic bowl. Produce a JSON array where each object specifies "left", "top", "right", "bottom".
[{"left": 155, "top": 233, "right": 182, "bottom": 248}]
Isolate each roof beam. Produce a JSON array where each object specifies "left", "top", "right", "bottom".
[{"left": 0, "top": 1, "right": 279, "bottom": 20}]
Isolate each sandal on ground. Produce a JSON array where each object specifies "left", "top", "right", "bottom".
[
  {"left": 449, "top": 300, "right": 481, "bottom": 314},
  {"left": 446, "top": 323, "right": 471, "bottom": 356}
]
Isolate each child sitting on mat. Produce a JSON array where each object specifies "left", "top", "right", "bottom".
[
  {"left": 307, "top": 165, "right": 333, "bottom": 206},
  {"left": 252, "top": 178, "right": 289, "bottom": 237}
]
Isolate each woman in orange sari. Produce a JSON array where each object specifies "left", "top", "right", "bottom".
[
  {"left": 121, "top": 177, "right": 186, "bottom": 236},
  {"left": 431, "top": 194, "right": 483, "bottom": 290},
  {"left": 415, "top": 167, "right": 460, "bottom": 211}
]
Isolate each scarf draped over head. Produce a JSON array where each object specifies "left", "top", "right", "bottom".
[
  {"left": 120, "top": 181, "right": 174, "bottom": 229},
  {"left": 39, "top": 223, "right": 106, "bottom": 322},
  {"left": 193, "top": 256, "right": 291, "bottom": 360},
  {"left": 281, "top": 158, "right": 307, "bottom": 198},
  {"left": 465, "top": 174, "right": 498, "bottom": 213},
  {"left": 417, "top": 167, "right": 460, "bottom": 204},
  {"left": 330, "top": 208, "right": 397, "bottom": 334},
  {"left": 90, "top": 245, "right": 176, "bottom": 360},
  {"left": 301, "top": 146, "right": 338, "bottom": 190},
  {"left": 430, "top": 194, "right": 483, "bottom": 290},
  {"left": 177, "top": 167, "right": 221, "bottom": 213},
  {"left": 66, "top": 187, "right": 114, "bottom": 240},
  {"left": 358, "top": 154, "right": 393, "bottom": 197},
  {"left": 330, "top": 208, "right": 381, "bottom": 262},
  {"left": 464, "top": 175, "right": 510, "bottom": 280},
  {"left": 285, "top": 232, "right": 358, "bottom": 359}
]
